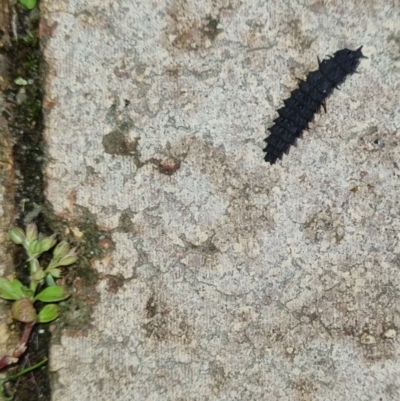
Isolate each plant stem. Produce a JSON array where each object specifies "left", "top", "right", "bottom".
[
  {"left": 29, "top": 259, "right": 38, "bottom": 292},
  {"left": 0, "top": 359, "right": 47, "bottom": 401},
  {"left": 5, "top": 358, "right": 47, "bottom": 381},
  {"left": 13, "top": 322, "right": 35, "bottom": 358},
  {"left": 46, "top": 274, "right": 67, "bottom": 307}
]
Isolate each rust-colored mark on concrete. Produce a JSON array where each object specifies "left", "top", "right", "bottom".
[{"left": 158, "top": 157, "right": 181, "bottom": 175}]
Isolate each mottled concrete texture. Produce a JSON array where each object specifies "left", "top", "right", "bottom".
[{"left": 42, "top": 1, "right": 400, "bottom": 400}]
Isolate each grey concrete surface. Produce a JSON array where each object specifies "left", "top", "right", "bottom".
[{"left": 41, "top": 0, "right": 400, "bottom": 400}]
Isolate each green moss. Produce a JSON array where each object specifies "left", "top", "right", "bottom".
[
  {"left": 23, "top": 97, "right": 41, "bottom": 119},
  {"left": 23, "top": 58, "right": 39, "bottom": 72},
  {"left": 42, "top": 205, "right": 114, "bottom": 334}
]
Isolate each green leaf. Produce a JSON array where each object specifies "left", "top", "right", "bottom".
[
  {"left": 18, "top": 0, "right": 38, "bottom": 10},
  {"left": 38, "top": 235, "right": 57, "bottom": 253},
  {"left": 26, "top": 222, "right": 38, "bottom": 242},
  {"left": 34, "top": 285, "right": 69, "bottom": 302},
  {"left": 21, "top": 286, "right": 35, "bottom": 299},
  {"left": 0, "top": 278, "right": 25, "bottom": 300},
  {"left": 28, "top": 239, "right": 42, "bottom": 255},
  {"left": 33, "top": 269, "right": 46, "bottom": 281},
  {"left": 9, "top": 227, "right": 26, "bottom": 244},
  {"left": 37, "top": 304, "right": 60, "bottom": 323},
  {"left": 10, "top": 279, "right": 27, "bottom": 299},
  {"left": 52, "top": 241, "right": 70, "bottom": 260},
  {"left": 57, "top": 255, "right": 78, "bottom": 267},
  {"left": 46, "top": 268, "right": 61, "bottom": 278},
  {"left": 0, "top": 277, "right": 17, "bottom": 300},
  {"left": 30, "top": 258, "right": 40, "bottom": 273}
]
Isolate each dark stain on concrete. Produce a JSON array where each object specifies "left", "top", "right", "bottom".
[
  {"left": 159, "top": 157, "right": 181, "bottom": 175},
  {"left": 105, "top": 274, "right": 125, "bottom": 294},
  {"left": 146, "top": 295, "right": 158, "bottom": 318},
  {"left": 103, "top": 121, "right": 139, "bottom": 156}
]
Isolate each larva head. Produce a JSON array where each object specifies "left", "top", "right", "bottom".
[{"left": 334, "top": 47, "right": 366, "bottom": 73}]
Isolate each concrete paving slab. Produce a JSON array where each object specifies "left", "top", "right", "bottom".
[{"left": 41, "top": 1, "right": 400, "bottom": 400}]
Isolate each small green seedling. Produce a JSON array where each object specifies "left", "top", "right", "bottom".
[
  {"left": 0, "top": 223, "right": 77, "bottom": 399},
  {"left": 18, "top": 0, "right": 38, "bottom": 10}
]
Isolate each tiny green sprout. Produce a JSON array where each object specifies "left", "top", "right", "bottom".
[
  {"left": 32, "top": 269, "right": 45, "bottom": 282},
  {"left": 8, "top": 228, "right": 25, "bottom": 245},
  {"left": 28, "top": 239, "right": 42, "bottom": 257},
  {"left": 25, "top": 223, "right": 38, "bottom": 242},
  {"left": 52, "top": 240, "right": 70, "bottom": 260},
  {"left": 17, "top": 0, "right": 38, "bottom": 10},
  {"left": 49, "top": 244, "right": 78, "bottom": 269},
  {"left": 38, "top": 234, "right": 57, "bottom": 253},
  {"left": 56, "top": 249, "right": 78, "bottom": 267}
]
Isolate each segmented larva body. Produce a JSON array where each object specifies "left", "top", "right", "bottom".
[{"left": 264, "top": 47, "right": 366, "bottom": 164}]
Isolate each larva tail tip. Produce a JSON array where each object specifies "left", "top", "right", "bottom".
[{"left": 357, "top": 46, "right": 368, "bottom": 59}]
